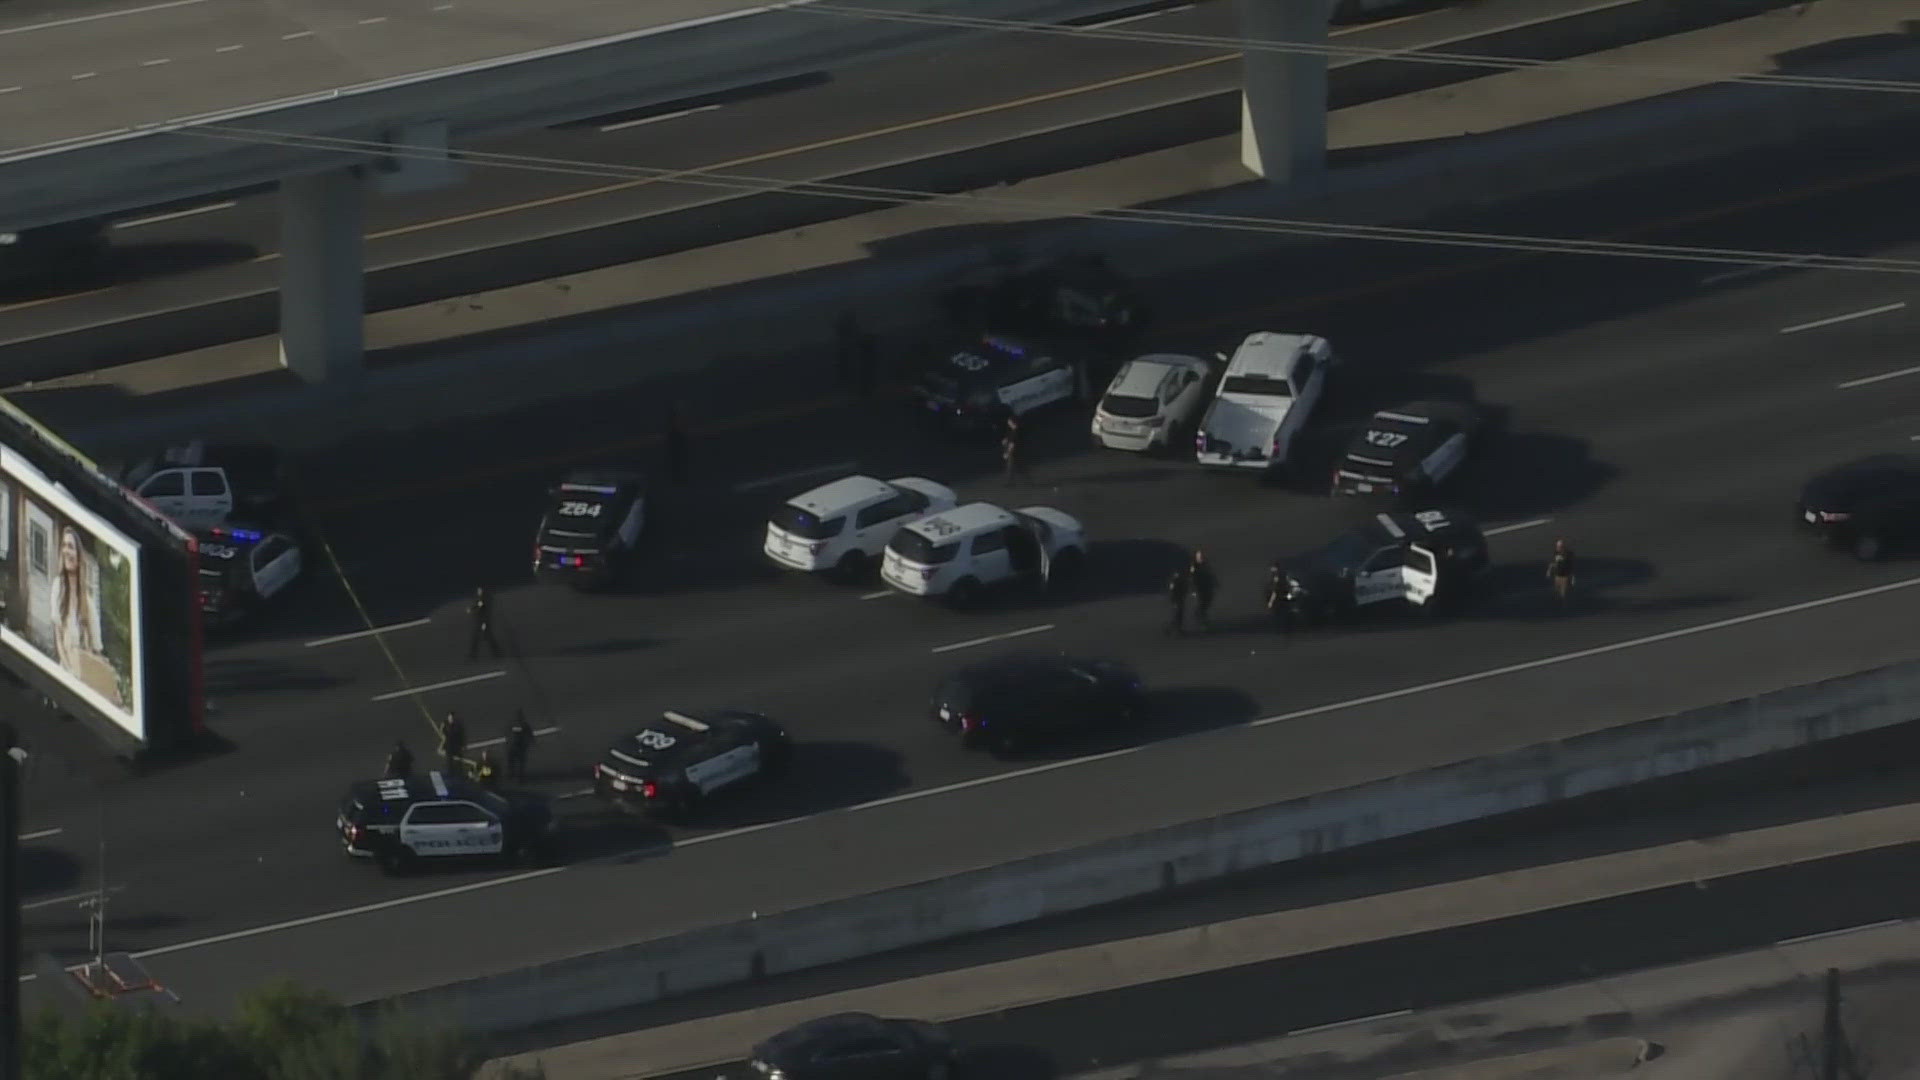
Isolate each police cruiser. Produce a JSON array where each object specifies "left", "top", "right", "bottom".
[
  {"left": 765, "top": 474, "right": 958, "bottom": 579},
  {"left": 939, "top": 251, "right": 1151, "bottom": 349},
  {"left": 1090, "top": 353, "right": 1214, "bottom": 454},
  {"left": 1278, "top": 509, "right": 1489, "bottom": 624},
  {"left": 911, "top": 333, "right": 1087, "bottom": 432},
  {"left": 533, "top": 468, "right": 646, "bottom": 590},
  {"left": 337, "top": 770, "right": 556, "bottom": 875},
  {"left": 592, "top": 709, "right": 790, "bottom": 821},
  {"left": 880, "top": 501, "right": 1087, "bottom": 606},
  {"left": 1194, "top": 333, "right": 1335, "bottom": 474},
  {"left": 1331, "top": 401, "right": 1486, "bottom": 500},
  {"left": 195, "top": 523, "right": 302, "bottom": 624}
]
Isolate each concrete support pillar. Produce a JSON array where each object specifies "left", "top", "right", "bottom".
[
  {"left": 278, "top": 168, "right": 365, "bottom": 385},
  {"left": 1238, "top": 0, "right": 1331, "bottom": 183}
]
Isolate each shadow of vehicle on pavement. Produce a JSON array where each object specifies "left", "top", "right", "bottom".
[{"left": 990, "top": 685, "right": 1261, "bottom": 763}]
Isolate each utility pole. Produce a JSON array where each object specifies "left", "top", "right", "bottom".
[
  {"left": 3, "top": 722, "right": 24, "bottom": 1080},
  {"left": 1821, "top": 967, "right": 1863, "bottom": 1080}
]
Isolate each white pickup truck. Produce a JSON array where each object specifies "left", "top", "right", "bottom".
[{"left": 1193, "top": 332, "right": 1335, "bottom": 474}]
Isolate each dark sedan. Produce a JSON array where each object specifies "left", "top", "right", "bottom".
[
  {"left": 931, "top": 652, "right": 1143, "bottom": 756},
  {"left": 750, "top": 1012, "right": 954, "bottom": 1080},
  {"left": 1797, "top": 455, "right": 1920, "bottom": 561}
]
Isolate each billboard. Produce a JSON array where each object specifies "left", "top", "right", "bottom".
[{"left": 0, "top": 446, "right": 143, "bottom": 739}]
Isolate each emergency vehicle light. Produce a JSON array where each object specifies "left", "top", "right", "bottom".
[
  {"left": 982, "top": 335, "right": 1026, "bottom": 356},
  {"left": 210, "top": 527, "right": 263, "bottom": 542},
  {"left": 560, "top": 483, "right": 620, "bottom": 495}
]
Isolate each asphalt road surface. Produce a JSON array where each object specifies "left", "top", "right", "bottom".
[
  {"left": 0, "top": 0, "right": 1718, "bottom": 375},
  {"left": 14, "top": 116, "right": 1920, "bottom": 1017}
]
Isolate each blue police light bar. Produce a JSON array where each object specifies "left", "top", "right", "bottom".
[
  {"left": 559, "top": 483, "right": 620, "bottom": 495},
  {"left": 207, "top": 527, "right": 263, "bottom": 542},
  {"left": 981, "top": 335, "right": 1027, "bottom": 357}
]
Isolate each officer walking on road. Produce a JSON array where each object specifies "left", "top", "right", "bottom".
[
  {"left": 1165, "top": 563, "right": 1191, "bottom": 636},
  {"left": 1546, "top": 538, "right": 1577, "bottom": 606},
  {"left": 385, "top": 739, "right": 414, "bottom": 779},
  {"left": 440, "top": 710, "right": 467, "bottom": 773},
  {"left": 504, "top": 709, "right": 535, "bottom": 785},
  {"left": 467, "top": 584, "right": 501, "bottom": 660},
  {"left": 1263, "top": 561, "right": 1291, "bottom": 634},
  {"left": 1002, "top": 413, "right": 1028, "bottom": 484},
  {"left": 1189, "top": 549, "right": 1218, "bottom": 629}
]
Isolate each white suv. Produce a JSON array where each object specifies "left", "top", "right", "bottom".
[
  {"left": 880, "top": 501, "right": 1087, "bottom": 606},
  {"left": 1091, "top": 353, "right": 1214, "bottom": 453},
  {"left": 765, "top": 474, "right": 958, "bottom": 578}
]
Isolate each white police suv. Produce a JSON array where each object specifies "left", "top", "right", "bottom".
[
  {"left": 880, "top": 501, "right": 1087, "bottom": 606},
  {"left": 765, "top": 474, "right": 958, "bottom": 578}
]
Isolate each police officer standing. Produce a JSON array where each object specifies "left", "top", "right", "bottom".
[
  {"left": 440, "top": 711, "right": 467, "bottom": 773},
  {"left": 1263, "top": 562, "right": 1291, "bottom": 633},
  {"left": 504, "top": 709, "right": 535, "bottom": 785},
  {"left": 385, "top": 739, "right": 414, "bottom": 779},
  {"left": 467, "top": 584, "right": 501, "bottom": 660},
  {"left": 1001, "top": 414, "right": 1028, "bottom": 484},
  {"left": 1546, "top": 538, "right": 1577, "bottom": 605},
  {"left": 1189, "top": 549, "right": 1218, "bottom": 629},
  {"left": 1165, "top": 563, "right": 1190, "bottom": 636}
]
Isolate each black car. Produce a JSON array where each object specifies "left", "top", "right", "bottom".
[
  {"left": 1280, "top": 508, "right": 1490, "bottom": 623},
  {"left": 911, "top": 333, "right": 1085, "bottom": 432},
  {"left": 1797, "top": 455, "right": 1920, "bottom": 561},
  {"left": 591, "top": 709, "right": 790, "bottom": 820},
  {"left": 750, "top": 1012, "right": 954, "bottom": 1080},
  {"left": 533, "top": 469, "right": 647, "bottom": 589},
  {"left": 1331, "top": 401, "right": 1485, "bottom": 500},
  {"left": 939, "top": 251, "right": 1150, "bottom": 350},
  {"left": 931, "top": 652, "right": 1143, "bottom": 756},
  {"left": 0, "top": 219, "right": 109, "bottom": 291},
  {"left": 336, "top": 770, "right": 555, "bottom": 875}
]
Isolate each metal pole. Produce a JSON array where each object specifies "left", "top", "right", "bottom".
[
  {"left": 3, "top": 722, "right": 24, "bottom": 1080},
  {"left": 1822, "top": 967, "right": 1841, "bottom": 1080}
]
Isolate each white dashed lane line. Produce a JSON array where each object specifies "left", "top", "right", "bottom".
[
  {"left": 600, "top": 104, "right": 723, "bottom": 133},
  {"left": 18, "top": 828, "right": 62, "bottom": 842},
  {"left": 469, "top": 726, "right": 561, "bottom": 751},
  {"left": 1840, "top": 364, "right": 1920, "bottom": 390},
  {"left": 370, "top": 670, "right": 505, "bottom": 702},
  {"left": 733, "top": 460, "right": 859, "bottom": 494},
  {"left": 115, "top": 201, "right": 238, "bottom": 229},
  {"left": 930, "top": 623, "right": 1056, "bottom": 655},
  {"left": 1781, "top": 301, "right": 1906, "bottom": 336},
  {"left": 1484, "top": 517, "right": 1552, "bottom": 537},
  {"left": 860, "top": 590, "right": 893, "bottom": 600},
  {"left": 305, "top": 617, "right": 432, "bottom": 648}
]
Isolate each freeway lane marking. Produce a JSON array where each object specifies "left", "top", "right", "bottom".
[
  {"left": 115, "top": 201, "right": 237, "bottom": 229},
  {"left": 931, "top": 623, "right": 1056, "bottom": 654},
  {"left": 370, "top": 670, "right": 505, "bottom": 702},
  {"left": 18, "top": 828, "right": 62, "bottom": 842},
  {"left": 1782, "top": 302, "right": 1906, "bottom": 336},
  {"left": 1290, "top": 1009, "right": 1414, "bottom": 1037},
  {"left": 1081, "top": 3, "right": 1193, "bottom": 30},
  {"left": 22, "top": 885, "right": 126, "bottom": 912},
  {"left": 23, "top": 574, "right": 1920, "bottom": 981},
  {"left": 860, "top": 590, "right": 894, "bottom": 600},
  {"left": 1776, "top": 918, "right": 1907, "bottom": 948},
  {"left": 304, "top": 617, "right": 433, "bottom": 648},
  {"left": 601, "top": 104, "right": 724, "bottom": 133},
  {"left": 733, "top": 460, "right": 860, "bottom": 493},
  {"left": 469, "top": 726, "right": 561, "bottom": 751},
  {"left": 1484, "top": 517, "right": 1551, "bottom": 537},
  {"left": 0, "top": 0, "right": 204, "bottom": 37},
  {"left": 1841, "top": 364, "right": 1920, "bottom": 390}
]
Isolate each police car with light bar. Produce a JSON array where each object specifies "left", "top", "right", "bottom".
[
  {"left": 533, "top": 469, "right": 646, "bottom": 590},
  {"left": 1331, "top": 401, "right": 1485, "bottom": 500},
  {"left": 592, "top": 709, "right": 791, "bottom": 821},
  {"left": 195, "top": 523, "right": 302, "bottom": 623},
  {"left": 336, "top": 770, "right": 556, "bottom": 875},
  {"left": 1277, "top": 509, "right": 1489, "bottom": 624},
  {"left": 764, "top": 474, "right": 958, "bottom": 579},
  {"left": 911, "top": 333, "right": 1087, "bottom": 432},
  {"left": 880, "top": 501, "right": 1087, "bottom": 606}
]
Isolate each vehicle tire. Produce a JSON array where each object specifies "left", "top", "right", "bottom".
[
  {"left": 1046, "top": 549, "right": 1084, "bottom": 595},
  {"left": 947, "top": 577, "right": 982, "bottom": 609},
  {"left": 835, "top": 550, "right": 869, "bottom": 582},
  {"left": 376, "top": 845, "right": 414, "bottom": 876},
  {"left": 1853, "top": 532, "right": 1886, "bottom": 562}
]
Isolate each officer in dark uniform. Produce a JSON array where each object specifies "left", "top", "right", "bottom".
[
  {"left": 1165, "top": 564, "right": 1190, "bottom": 636},
  {"left": 1264, "top": 562, "right": 1291, "bottom": 633},
  {"left": 1547, "top": 538, "right": 1577, "bottom": 605},
  {"left": 504, "top": 709, "right": 535, "bottom": 785},
  {"left": 1001, "top": 414, "right": 1027, "bottom": 484},
  {"left": 467, "top": 585, "right": 500, "bottom": 660},
  {"left": 439, "top": 711, "right": 467, "bottom": 773},
  {"left": 1189, "top": 549, "right": 1218, "bottom": 629},
  {"left": 384, "top": 739, "right": 414, "bottom": 779}
]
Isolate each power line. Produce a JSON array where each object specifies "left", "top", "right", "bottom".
[
  {"left": 797, "top": 1, "right": 1920, "bottom": 96},
  {"left": 179, "top": 123, "right": 1920, "bottom": 276}
]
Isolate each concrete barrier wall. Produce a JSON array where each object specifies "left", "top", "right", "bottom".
[{"left": 375, "top": 655, "right": 1920, "bottom": 1034}]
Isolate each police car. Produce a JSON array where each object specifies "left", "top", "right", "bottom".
[
  {"left": 1331, "top": 401, "right": 1486, "bottom": 500},
  {"left": 532, "top": 469, "right": 646, "bottom": 590},
  {"left": 591, "top": 709, "right": 791, "bottom": 821},
  {"left": 880, "top": 501, "right": 1087, "bottom": 606},
  {"left": 195, "top": 523, "right": 302, "bottom": 623},
  {"left": 1278, "top": 509, "right": 1490, "bottom": 624},
  {"left": 939, "top": 251, "right": 1151, "bottom": 348},
  {"left": 911, "top": 333, "right": 1087, "bottom": 432},
  {"left": 764, "top": 474, "right": 959, "bottom": 578},
  {"left": 337, "top": 770, "right": 556, "bottom": 875},
  {"left": 1090, "top": 354, "right": 1214, "bottom": 453}
]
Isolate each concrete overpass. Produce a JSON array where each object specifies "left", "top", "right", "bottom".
[{"left": 0, "top": 0, "right": 1329, "bottom": 383}]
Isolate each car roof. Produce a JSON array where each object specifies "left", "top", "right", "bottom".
[
  {"left": 759, "top": 1013, "right": 890, "bottom": 1056},
  {"left": 907, "top": 501, "right": 1018, "bottom": 537},
  {"left": 1224, "top": 332, "right": 1314, "bottom": 380},
  {"left": 347, "top": 770, "right": 478, "bottom": 805},
  {"left": 1375, "top": 508, "right": 1482, "bottom": 543},
  {"left": 789, "top": 474, "right": 895, "bottom": 515},
  {"left": 558, "top": 468, "right": 642, "bottom": 492}
]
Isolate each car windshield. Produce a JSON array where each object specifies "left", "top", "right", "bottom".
[
  {"left": 890, "top": 530, "right": 959, "bottom": 564},
  {"left": 1221, "top": 376, "right": 1291, "bottom": 397},
  {"left": 1100, "top": 393, "right": 1158, "bottom": 418},
  {"left": 770, "top": 504, "right": 845, "bottom": 540}
]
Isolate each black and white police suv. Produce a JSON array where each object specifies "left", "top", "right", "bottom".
[
  {"left": 532, "top": 469, "right": 646, "bottom": 589},
  {"left": 195, "top": 523, "right": 302, "bottom": 623},
  {"left": 1278, "top": 509, "right": 1490, "bottom": 624},
  {"left": 1331, "top": 401, "right": 1486, "bottom": 500},
  {"left": 911, "top": 333, "right": 1086, "bottom": 432},
  {"left": 880, "top": 502, "right": 1087, "bottom": 606},
  {"left": 592, "top": 709, "right": 791, "bottom": 821},
  {"left": 337, "top": 770, "right": 556, "bottom": 875},
  {"left": 765, "top": 474, "right": 958, "bottom": 578}
]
